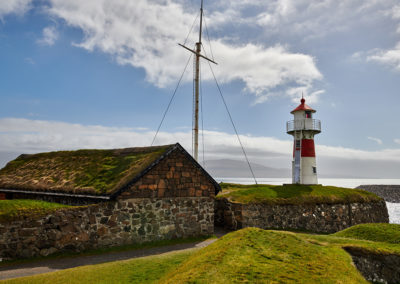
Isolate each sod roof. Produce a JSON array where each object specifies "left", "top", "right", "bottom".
[
  {"left": 0, "top": 144, "right": 174, "bottom": 196},
  {"left": 217, "top": 183, "right": 382, "bottom": 204}
]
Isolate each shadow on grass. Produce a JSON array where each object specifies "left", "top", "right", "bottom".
[{"left": 272, "top": 184, "right": 313, "bottom": 199}]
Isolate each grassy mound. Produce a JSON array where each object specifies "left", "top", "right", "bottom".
[
  {"left": 6, "top": 224, "right": 400, "bottom": 283},
  {"left": 334, "top": 223, "right": 400, "bottom": 244},
  {"left": 0, "top": 200, "right": 72, "bottom": 222},
  {"left": 217, "top": 183, "right": 381, "bottom": 204},
  {"left": 159, "top": 227, "right": 367, "bottom": 283}
]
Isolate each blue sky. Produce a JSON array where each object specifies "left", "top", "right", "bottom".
[{"left": 1, "top": 0, "right": 400, "bottom": 178}]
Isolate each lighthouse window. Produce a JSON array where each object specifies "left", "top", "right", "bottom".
[
  {"left": 312, "top": 167, "right": 317, "bottom": 174},
  {"left": 296, "top": 140, "right": 301, "bottom": 148},
  {"left": 305, "top": 111, "right": 312, "bottom": 118}
]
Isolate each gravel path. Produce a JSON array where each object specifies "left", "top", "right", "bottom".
[{"left": 0, "top": 236, "right": 222, "bottom": 281}]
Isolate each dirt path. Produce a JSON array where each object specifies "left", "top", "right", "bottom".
[{"left": 0, "top": 228, "right": 228, "bottom": 281}]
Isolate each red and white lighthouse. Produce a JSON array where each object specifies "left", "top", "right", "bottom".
[{"left": 286, "top": 97, "right": 321, "bottom": 184}]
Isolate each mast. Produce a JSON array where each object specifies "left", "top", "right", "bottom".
[
  {"left": 193, "top": 0, "right": 203, "bottom": 161},
  {"left": 179, "top": 0, "right": 217, "bottom": 161}
]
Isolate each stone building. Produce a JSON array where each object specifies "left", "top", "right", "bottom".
[
  {"left": 0, "top": 143, "right": 220, "bottom": 204},
  {"left": 0, "top": 143, "right": 220, "bottom": 258}
]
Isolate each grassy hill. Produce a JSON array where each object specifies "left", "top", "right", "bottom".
[
  {"left": 217, "top": 183, "right": 381, "bottom": 204},
  {"left": 6, "top": 224, "right": 400, "bottom": 283}
]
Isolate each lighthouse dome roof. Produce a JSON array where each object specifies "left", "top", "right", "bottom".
[{"left": 290, "top": 97, "right": 316, "bottom": 114}]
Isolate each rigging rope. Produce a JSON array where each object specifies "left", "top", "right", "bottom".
[
  {"left": 184, "top": 12, "right": 200, "bottom": 46},
  {"left": 151, "top": 53, "right": 193, "bottom": 146},
  {"left": 206, "top": 60, "right": 258, "bottom": 185},
  {"left": 203, "top": 14, "right": 215, "bottom": 62}
]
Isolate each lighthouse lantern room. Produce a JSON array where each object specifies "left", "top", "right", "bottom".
[{"left": 286, "top": 97, "right": 321, "bottom": 184}]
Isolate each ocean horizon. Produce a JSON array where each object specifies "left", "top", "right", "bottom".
[{"left": 216, "top": 177, "right": 400, "bottom": 224}]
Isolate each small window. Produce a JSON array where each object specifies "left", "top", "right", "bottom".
[
  {"left": 305, "top": 111, "right": 312, "bottom": 118},
  {"left": 312, "top": 167, "right": 317, "bottom": 174},
  {"left": 296, "top": 140, "right": 301, "bottom": 148}
]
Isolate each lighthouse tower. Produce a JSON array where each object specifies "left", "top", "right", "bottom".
[{"left": 286, "top": 97, "right": 321, "bottom": 184}]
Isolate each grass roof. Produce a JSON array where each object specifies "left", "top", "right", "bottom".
[
  {"left": 0, "top": 145, "right": 172, "bottom": 195},
  {"left": 217, "top": 183, "right": 382, "bottom": 205}
]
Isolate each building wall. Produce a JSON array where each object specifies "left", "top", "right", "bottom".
[
  {"left": 215, "top": 198, "right": 388, "bottom": 233},
  {"left": 118, "top": 149, "right": 216, "bottom": 199},
  {"left": 0, "top": 197, "right": 214, "bottom": 260}
]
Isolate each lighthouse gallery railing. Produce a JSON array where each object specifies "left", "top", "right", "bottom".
[{"left": 286, "top": 119, "right": 321, "bottom": 133}]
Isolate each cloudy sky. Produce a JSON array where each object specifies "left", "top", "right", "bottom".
[{"left": 1, "top": 0, "right": 400, "bottom": 178}]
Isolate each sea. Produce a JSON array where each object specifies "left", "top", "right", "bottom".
[{"left": 216, "top": 177, "right": 400, "bottom": 225}]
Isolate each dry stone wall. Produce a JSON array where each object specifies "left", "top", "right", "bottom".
[
  {"left": 215, "top": 199, "right": 388, "bottom": 233},
  {"left": 345, "top": 247, "right": 400, "bottom": 284},
  {"left": 0, "top": 197, "right": 214, "bottom": 260}
]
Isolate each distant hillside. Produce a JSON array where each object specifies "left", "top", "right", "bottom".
[{"left": 204, "top": 159, "right": 291, "bottom": 178}]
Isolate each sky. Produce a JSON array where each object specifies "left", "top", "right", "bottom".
[{"left": 1, "top": 0, "right": 400, "bottom": 178}]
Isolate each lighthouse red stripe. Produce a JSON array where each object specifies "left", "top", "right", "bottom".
[{"left": 301, "top": 139, "right": 316, "bottom": 157}]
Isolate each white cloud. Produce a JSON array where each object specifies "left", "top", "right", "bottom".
[
  {"left": 37, "top": 26, "right": 59, "bottom": 46},
  {"left": 367, "top": 136, "right": 383, "bottom": 145},
  {"left": 45, "top": 0, "right": 322, "bottom": 101},
  {"left": 0, "top": 0, "right": 32, "bottom": 18},
  {"left": 367, "top": 43, "right": 400, "bottom": 71},
  {"left": 395, "top": 139, "right": 400, "bottom": 145},
  {"left": 24, "top": 57, "right": 35, "bottom": 65},
  {"left": 242, "top": 0, "right": 397, "bottom": 39},
  {"left": 361, "top": 4, "right": 400, "bottom": 70},
  {"left": 1, "top": 118, "right": 400, "bottom": 166}
]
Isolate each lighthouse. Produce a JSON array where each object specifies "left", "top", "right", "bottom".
[{"left": 286, "top": 97, "right": 321, "bottom": 184}]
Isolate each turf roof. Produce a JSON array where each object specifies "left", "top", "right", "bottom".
[{"left": 0, "top": 144, "right": 173, "bottom": 196}]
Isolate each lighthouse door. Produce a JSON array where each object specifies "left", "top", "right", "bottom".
[{"left": 294, "top": 149, "right": 301, "bottom": 183}]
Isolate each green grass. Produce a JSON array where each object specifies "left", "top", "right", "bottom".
[
  {"left": 4, "top": 224, "right": 400, "bottom": 283},
  {"left": 334, "top": 223, "right": 400, "bottom": 244},
  {"left": 159, "top": 228, "right": 368, "bottom": 283},
  {"left": 0, "top": 200, "right": 72, "bottom": 222},
  {"left": 217, "top": 183, "right": 381, "bottom": 204},
  {"left": 3, "top": 250, "right": 193, "bottom": 284},
  {"left": 0, "top": 145, "right": 171, "bottom": 195},
  {"left": 0, "top": 235, "right": 213, "bottom": 268}
]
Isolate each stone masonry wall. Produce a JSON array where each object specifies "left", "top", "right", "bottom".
[
  {"left": 0, "top": 197, "right": 214, "bottom": 260},
  {"left": 345, "top": 247, "right": 400, "bottom": 284},
  {"left": 215, "top": 199, "right": 388, "bottom": 233},
  {"left": 119, "top": 149, "right": 216, "bottom": 199}
]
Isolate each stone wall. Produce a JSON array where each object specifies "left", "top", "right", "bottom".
[
  {"left": 0, "top": 197, "right": 214, "bottom": 260},
  {"left": 357, "top": 185, "right": 400, "bottom": 203},
  {"left": 345, "top": 247, "right": 400, "bottom": 284},
  {"left": 215, "top": 199, "right": 388, "bottom": 233}
]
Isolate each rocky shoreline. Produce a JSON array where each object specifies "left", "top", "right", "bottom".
[{"left": 356, "top": 185, "right": 400, "bottom": 203}]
